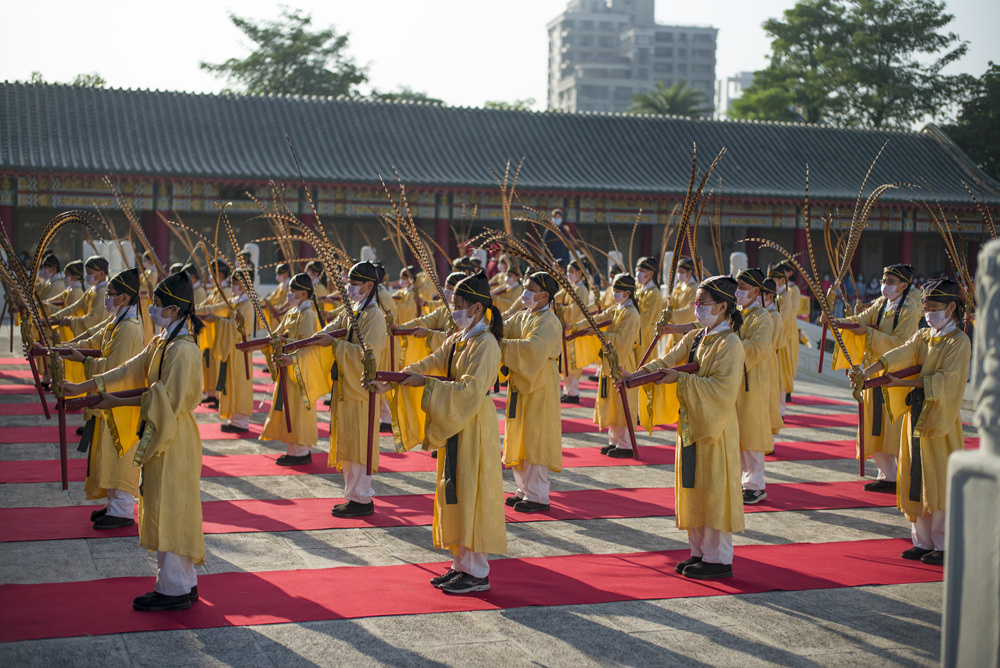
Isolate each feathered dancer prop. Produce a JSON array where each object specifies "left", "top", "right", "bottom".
[
  {"left": 638, "top": 144, "right": 726, "bottom": 367},
  {"left": 918, "top": 186, "right": 977, "bottom": 323},
  {"left": 492, "top": 158, "right": 524, "bottom": 237},
  {"left": 104, "top": 176, "right": 166, "bottom": 277},
  {"left": 709, "top": 179, "right": 725, "bottom": 274},
  {"left": 481, "top": 215, "right": 643, "bottom": 458}
]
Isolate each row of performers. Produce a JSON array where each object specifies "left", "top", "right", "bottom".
[{"left": 50, "top": 255, "right": 967, "bottom": 609}]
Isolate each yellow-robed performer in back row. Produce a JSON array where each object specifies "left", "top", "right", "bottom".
[
  {"left": 211, "top": 269, "right": 256, "bottom": 433},
  {"left": 556, "top": 259, "right": 593, "bottom": 404},
  {"left": 61, "top": 270, "right": 206, "bottom": 612},
  {"left": 501, "top": 272, "right": 563, "bottom": 513},
  {"left": 377, "top": 273, "right": 507, "bottom": 595},
  {"left": 64, "top": 268, "right": 145, "bottom": 530},
  {"left": 861, "top": 278, "right": 971, "bottom": 567},
  {"left": 629, "top": 275, "right": 746, "bottom": 580}
]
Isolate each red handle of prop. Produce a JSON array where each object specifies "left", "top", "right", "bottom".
[
  {"left": 818, "top": 323, "right": 828, "bottom": 373},
  {"left": 26, "top": 354, "right": 51, "bottom": 420},
  {"left": 638, "top": 332, "right": 663, "bottom": 367},
  {"left": 284, "top": 330, "right": 347, "bottom": 352},
  {"left": 375, "top": 371, "right": 450, "bottom": 383},
  {"left": 863, "top": 365, "right": 922, "bottom": 390},
  {"left": 623, "top": 362, "right": 700, "bottom": 389},
  {"left": 64, "top": 387, "right": 148, "bottom": 411},
  {"left": 616, "top": 383, "right": 640, "bottom": 460},
  {"left": 366, "top": 391, "right": 376, "bottom": 476},
  {"left": 565, "top": 319, "right": 612, "bottom": 341},
  {"left": 279, "top": 367, "right": 293, "bottom": 433},
  {"left": 31, "top": 346, "right": 101, "bottom": 358},
  {"left": 236, "top": 337, "right": 271, "bottom": 352},
  {"left": 58, "top": 397, "right": 68, "bottom": 490}
]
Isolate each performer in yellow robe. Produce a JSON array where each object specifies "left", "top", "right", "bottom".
[
  {"left": 382, "top": 272, "right": 506, "bottom": 594},
  {"left": 65, "top": 270, "right": 205, "bottom": 611},
  {"left": 36, "top": 253, "right": 66, "bottom": 303},
  {"left": 762, "top": 279, "right": 785, "bottom": 438},
  {"left": 576, "top": 274, "right": 640, "bottom": 458},
  {"left": 263, "top": 273, "right": 330, "bottom": 465},
  {"left": 45, "top": 261, "right": 86, "bottom": 385},
  {"left": 492, "top": 262, "right": 524, "bottom": 314},
  {"left": 194, "top": 260, "right": 233, "bottom": 408},
  {"left": 393, "top": 266, "right": 420, "bottom": 326},
  {"left": 732, "top": 269, "right": 774, "bottom": 505},
  {"left": 502, "top": 272, "right": 563, "bottom": 512},
  {"left": 62, "top": 268, "right": 144, "bottom": 529},
  {"left": 861, "top": 279, "right": 971, "bottom": 566},
  {"left": 634, "top": 256, "right": 678, "bottom": 433},
  {"left": 628, "top": 275, "right": 746, "bottom": 579},
  {"left": 662, "top": 257, "right": 699, "bottom": 352},
  {"left": 391, "top": 272, "right": 462, "bottom": 448},
  {"left": 49, "top": 255, "right": 109, "bottom": 337},
  {"left": 306, "top": 260, "right": 334, "bottom": 324},
  {"left": 265, "top": 263, "right": 291, "bottom": 328},
  {"left": 772, "top": 261, "right": 801, "bottom": 402},
  {"left": 414, "top": 268, "right": 436, "bottom": 304},
  {"left": 556, "top": 260, "right": 591, "bottom": 404},
  {"left": 315, "top": 261, "right": 387, "bottom": 518},
  {"left": 139, "top": 251, "right": 160, "bottom": 344},
  {"left": 214, "top": 270, "right": 255, "bottom": 433},
  {"left": 830, "top": 263, "right": 921, "bottom": 492}
]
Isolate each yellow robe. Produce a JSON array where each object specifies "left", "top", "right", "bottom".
[
  {"left": 260, "top": 305, "right": 329, "bottom": 447},
  {"left": 493, "top": 282, "right": 523, "bottom": 314},
  {"left": 735, "top": 307, "right": 774, "bottom": 452},
  {"left": 767, "top": 307, "right": 784, "bottom": 436},
  {"left": 139, "top": 268, "right": 159, "bottom": 343},
  {"left": 590, "top": 304, "right": 639, "bottom": 429},
  {"left": 196, "top": 285, "right": 233, "bottom": 394},
  {"left": 327, "top": 303, "right": 387, "bottom": 470},
  {"left": 376, "top": 285, "right": 399, "bottom": 372},
  {"left": 502, "top": 307, "right": 563, "bottom": 472},
  {"left": 663, "top": 280, "right": 697, "bottom": 352},
  {"left": 391, "top": 305, "right": 454, "bottom": 448},
  {"left": 47, "top": 285, "right": 86, "bottom": 383},
  {"left": 51, "top": 283, "right": 108, "bottom": 337},
  {"left": 642, "top": 328, "right": 745, "bottom": 533},
  {"left": 784, "top": 283, "right": 802, "bottom": 383},
  {"left": 264, "top": 281, "right": 289, "bottom": 329},
  {"left": 406, "top": 329, "right": 507, "bottom": 557},
  {"left": 95, "top": 332, "right": 205, "bottom": 565},
  {"left": 775, "top": 289, "right": 799, "bottom": 394},
  {"left": 216, "top": 299, "right": 255, "bottom": 423},
  {"left": 80, "top": 316, "right": 144, "bottom": 499},
  {"left": 38, "top": 276, "right": 65, "bottom": 302},
  {"left": 834, "top": 291, "right": 922, "bottom": 457},
  {"left": 555, "top": 283, "right": 590, "bottom": 377},
  {"left": 394, "top": 287, "right": 418, "bottom": 327},
  {"left": 415, "top": 272, "right": 436, "bottom": 303},
  {"left": 636, "top": 283, "right": 677, "bottom": 431},
  {"left": 878, "top": 328, "right": 970, "bottom": 522}
]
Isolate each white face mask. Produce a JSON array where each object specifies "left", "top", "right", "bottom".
[
  {"left": 613, "top": 291, "right": 627, "bottom": 305},
  {"left": 775, "top": 282, "right": 787, "bottom": 294},
  {"left": 148, "top": 305, "right": 173, "bottom": 328},
  {"left": 347, "top": 284, "right": 365, "bottom": 303},
  {"left": 881, "top": 282, "right": 900, "bottom": 300},
  {"left": 497, "top": 264, "right": 507, "bottom": 274},
  {"left": 85, "top": 273, "right": 99, "bottom": 287},
  {"left": 520, "top": 290, "right": 537, "bottom": 307},
  {"left": 552, "top": 217, "right": 563, "bottom": 226},
  {"left": 451, "top": 308, "right": 474, "bottom": 330},
  {"left": 695, "top": 304, "right": 720, "bottom": 329},
  {"left": 735, "top": 289, "right": 751, "bottom": 307},
  {"left": 506, "top": 276, "right": 519, "bottom": 287},
  {"left": 104, "top": 295, "right": 118, "bottom": 314},
  {"left": 399, "top": 278, "right": 411, "bottom": 289},
  {"left": 286, "top": 293, "right": 302, "bottom": 309},
  {"left": 637, "top": 270, "right": 651, "bottom": 285},
  {"left": 925, "top": 310, "right": 950, "bottom": 330},
  {"left": 443, "top": 288, "right": 454, "bottom": 304}
]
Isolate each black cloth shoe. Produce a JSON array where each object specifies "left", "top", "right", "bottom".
[
  {"left": 439, "top": 573, "right": 490, "bottom": 594},
  {"left": 743, "top": 489, "right": 767, "bottom": 505},
  {"left": 187, "top": 586, "right": 199, "bottom": 602},
  {"left": 785, "top": 393, "right": 792, "bottom": 403},
  {"left": 331, "top": 501, "right": 374, "bottom": 518},
  {"left": 133, "top": 591, "right": 192, "bottom": 612},
  {"left": 219, "top": 424, "right": 250, "bottom": 433},
  {"left": 674, "top": 556, "right": 702, "bottom": 574},
  {"left": 560, "top": 394, "right": 580, "bottom": 404},
  {"left": 901, "top": 546, "right": 932, "bottom": 561},
  {"left": 682, "top": 561, "right": 733, "bottom": 579},
  {"left": 89, "top": 506, "right": 107, "bottom": 522},
  {"left": 600, "top": 444, "right": 616, "bottom": 455},
  {"left": 332, "top": 501, "right": 352, "bottom": 512},
  {"left": 430, "top": 569, "right": 462, "bottom": 588},
  {"left": 276, "top": 453, "right": 312, "bottom": 466},
  {"left": 93, "top": 515, "right": 135, "bottom": 530},
  {"left": 199, "top": 396, "right": 216, "bottom": 405},
  {"left": 504, "top": 495, "right": 523, "bottom": 507},
  {"left": 431, "top": 450, "right": 438, "bottom": 459},
  {"left": 607, "top": 447, "right": 635, "bottom": 458},
  {"left": 202, "top": 399, "right": 219, "bottom": 410},
  {"left": 76, "top": 425, "right": 85, "bottom": 436},
  {"left": 588, "top": 374, "right": 599, "bottom": 382},
  {"left": 323, "top": 398, "right": 331, "bottom": 406},
  {"left": 513, "top": 500, "right": 550, "bottom": 513},
  {"left": 920, "top": 550, "right": 944, "bottom": 566},
  {"left": 379, "top": 422, "right": 392, "bottom": 432},
  {"left": 863, "top": 480, "right": 896, "bottom": 493}
]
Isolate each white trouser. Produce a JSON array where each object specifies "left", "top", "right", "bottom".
[
  {"left": 608, "top": 424, "right": 632, "bottom": 450},
  {"left": 688, "top": 526, "right": 734, "bottom": 565},
  {"left": 873, "top": 452, "right": 897, "bottom": 481},
  {"left": 563, "top": 375, "right": 580, "bottom": 397},
  {"left": 155, "top": 551, "right": 197, "bottom": 596},
  {"left": 740, "top": 450, "right": 766, "bottom": 491},
  {"left": 380, "top": 398, "right": 391, "bottom": 423},
  {"left": 779, "top": 393, "right": 787, "bottom": 417},
  {"left": 286, "top": 442, "right": 310, "bottom": 456},
  {"left": 512, "top": 462, "right": 550, "bottom": 505},
  {"left": 343, "top": 461, "right": 374, "bottom": 504},
  {"left": 228, "top": 412, "right": 250, "bottom": 430},
  {"left": 911, "top": 511, "right": 946, "bottom": 551},
  {"left": 106, "top": 488, "right": 136, "bottom": 519},
  {"left": 452, "top": 545, "right": 489, "bottom": 579}
]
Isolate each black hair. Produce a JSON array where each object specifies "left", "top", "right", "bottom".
[
  {"left": 42, "top": 253, "right": 61, "bottom": 271},
  {"left": 154, "top": 271, "right": 205, "bottom": 377},
  {"left": 305, "top": 260, "right": 328, "bottom": 288},
  {"left": 454, "top": 273, "right": 503, "bottom": 342},
  {"left": 445, "top": 271, "right": 465, "bottom": 288},
  {"left": 611, "top": 273, "right": 639, "bottom": 311},
  {"left": 182, "top": 262, "right": 200, "bottom": 281},
  {"left": 64, "top": 260, "right": 84, "bottom": 279},
  {"left": 921, "top": 278, "right": 965, "bottom": 324},
  {"left": 736, "top": 268, "right": 767, "bottom": 307},
  {"left": 276, "top": 263, "right": 291, "bottom": 277},
  {"left": 85, "top": 255, "right": 109, "bottom": 273},
  {"left": 700, "top": 275, "right": 743, "bottom": 333},
  {"left": 528, "top": 271, "right": 559, "bottom": 305},
  {"left": 876, "top": 264, "right": 915, "bottom": 331}
]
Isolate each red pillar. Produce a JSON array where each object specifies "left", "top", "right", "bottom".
[
  {"left": 900, "top": 230, "right": 913, "bottom": 266},
  {"left": 0, "top": 205, "right": 13, "bottom": 250},
  {"left": 142, "top": 210, "right": 170, "bottom": 265},
  {"left": 435, "top": 193, "right": 452, "bottom": 279},
  {"left": 640, "top": 223, "right": 653, "bottom": 258}
]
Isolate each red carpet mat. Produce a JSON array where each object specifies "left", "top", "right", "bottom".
[
  {"left": 0, "top": 538, "right": 941, "bottom": 642},
  {"left": 0, "top": 481, "right": 895, "bottom": 543}
]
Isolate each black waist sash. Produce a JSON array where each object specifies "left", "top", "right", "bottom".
[
  {"left": 215, "top": 361, "right": 228, "bottom": 394},
  {"left": 871, "top": 385, "right": 884, "bottom": 437},
  {"left": 907, "top": 388, "right": 926, "bottom": 503},
  {"left": 444, "top": 343, "right": 459, "bottom": 504},
  {"left": 77, "top": 417, "right": 96, "bottom": 455},
  {"left": 681, "top": 332, "right": 705, "bottom": 489}
]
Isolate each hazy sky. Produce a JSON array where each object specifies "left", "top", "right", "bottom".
[{"left": 1, "top": 0, "right": 997, "bottom": 110}]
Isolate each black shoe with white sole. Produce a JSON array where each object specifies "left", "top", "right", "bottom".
[
  {"left": 331, "top": 501, "right": 374, "bottom": 518},
  {"left": 560, "top": 395, "right": 580, "bottom": 404},
  {"left": 504, "top": 495, "right": 523, "bottom": 507},
  {"left": 513, "top": 500, "right": 550, "bottom": 513},
  {"left": 901, "top": 546, "right": 932, "bottom": 561},
  {"left": 743, "top": 489, "right": 767, "bottom": 505},
  {"left": 682, "top": 561, "right": 733, "bottom": 579},
  {"left": 863, "top": 480, "right": 896, "bottom": 493},
  {"left": 132, "top": 591, "right": 192, "bottom": 611},
  {"left": 430, "top": 569, "right": 462, "bottom": 588},
  {"left": 276, "top": 453, "right": 312, "bottom": 466},
  {"left": 674, "top": 556, "right": 702, "bottom": 574},
  {"left": 606, "top": 447, "right": 634, "bottom": 458},
  {"left": 89, "top": 506, "right": 107, "bottom": 522},
  {"left": 920, "top": 550, "right": 944, "bottom": 566},
  {"left": 439, "top": 573, "right": 490, "bottom": 594}
]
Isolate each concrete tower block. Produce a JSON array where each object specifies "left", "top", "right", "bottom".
[{"left": 942, "top": 238, "right": 1000, "bottom": 667}]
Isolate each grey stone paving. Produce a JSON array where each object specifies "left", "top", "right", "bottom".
[{"left": 0, "top": 326, "right": 960, "bottom": 666}]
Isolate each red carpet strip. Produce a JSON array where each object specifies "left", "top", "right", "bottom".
[
  {"left": 0, "top": 480, "right": 896, "bottom": 543},
  {"left": 0, "top": 538, "right": 941, "bottom": 642}
]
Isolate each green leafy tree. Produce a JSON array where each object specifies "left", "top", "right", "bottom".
[
  {"left": 730, "top": 0, "right": 968, "bottom": 128},
  {"left": 728, "top": 87, "right": 802, "bottom": 122},
  {"left": 72, "top": 73, "right": 106, "bottom": 87},
  {"left": 943, "top": 62, "right": 1000, "bottom": 181},
  {"left": 200, "top": 6, "right": 367, "bottom": 97},
  {"left": 628, "top": 80, "right": 709, "bottom": 117},
  {"left": 371, "top": 87, "right": 444, "bottom": 104},
  {"left": 484, "top": 98, "right": 536, "bottom": 110}
]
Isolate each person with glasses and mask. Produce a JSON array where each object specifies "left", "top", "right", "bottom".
[
  {"left": 825, "top": 264, "right": 922, "bottom": 493},
  {"left": 49, "top": 255, "right": 109, "bottom": 337},
  {"left": 60, "top": 268, "right": 145, "bottom": 530},
  {"left": 626, "top": 275, "right": 746, "bottom": 580},
  {"left": 859, "top": 278, "right": 971, "bottom": 566}
]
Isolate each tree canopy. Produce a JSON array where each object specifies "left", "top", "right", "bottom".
[
  {"left": 730, "top": 0, "right": 968, "bottom": 128},
  {"left": 200, "top": 7, "right": 367, "bottom": 97},
  {"left": 484, "top": 98, "right": 537, "bottom": 111},
  {"left": 628, "top": 80, "right": 709, "bottom": 118},
  {"left": 943, "top": 62, "right": 1000, "bottom": 181},
  {"left": 371, "top": 87, "right": 444, "bottom": 104}
]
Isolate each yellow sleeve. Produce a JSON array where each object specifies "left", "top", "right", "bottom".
[
  {"left": 676, "top": 333, "right": 744, "bottom": 444},
  {"left": 502, "top": 311, "right": 561, "bottom": 394},
  {"left": 212, "top": 309, "right": 239, "bottom": 361},
  {"left": 135, "top": 340, "right": 201, "bottom": 465},
  {"left": 86, "top": 320, "right": 144, "bottom": 378},
  {"left": 876, "top": 330, "right": 925, "bottom": 422},
  {"left": 289, "top": 308, "right": 332, "bottom": 405},
  {"left": 912, "top": 334, "right": 971, "bottom": 439},
  {"left": 94, "top": 340, "right": 155, "bottom": 393},
  {"left": 642, "top": 329, "right": 696, "bottom": 373},
  {"left": 67, "top": 286, "right": 108, "bottom": 333},
  {"left": 333, "top": 308, "right": 387, "bottom": 402},
  {"left": 49, "top": 288, "right": 90, "bottom": 320},
  {"left": 741, "top": 309, "right": 774, "bottom": 370},
  {"left": 868, "top": 295, "right": 922, "bottom": 357}
]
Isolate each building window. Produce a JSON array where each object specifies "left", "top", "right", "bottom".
[
  {"left": 678, "top": 48, "right": 687, "bottom": 58},
  {"left": 678, "top": 63, "right": 687, "bottom": 74},
  {"left": 654, "top": 47, "right": 673, "bottom": 58},
  {"left": 599, "top": 36, "right": 615, "bottom": 48},
  {"left": 693, "top": 33, "right": 712, "bottom": 43},
  {"left": 655, "top": 32, "right": 673, "bottom": 42},
  {"left": 654, "top": 62, "right": 673, "bottom": 73},
  {"left": 581, "top": 20, "right": 593, "bottom": 29},
  {"left": 693, "top": 49, "right": 713, "bottom": 59},
  {"left": 692, "top": 64, "right": 711, "bottom": 74}
]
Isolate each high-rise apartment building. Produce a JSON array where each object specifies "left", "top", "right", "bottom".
[{"left": 547, "top": 0, "right": 718, "bottom": 114}]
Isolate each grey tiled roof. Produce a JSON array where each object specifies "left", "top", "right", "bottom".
[{"left": 2, "top": 82, "right": 997, "bottom": 204}]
